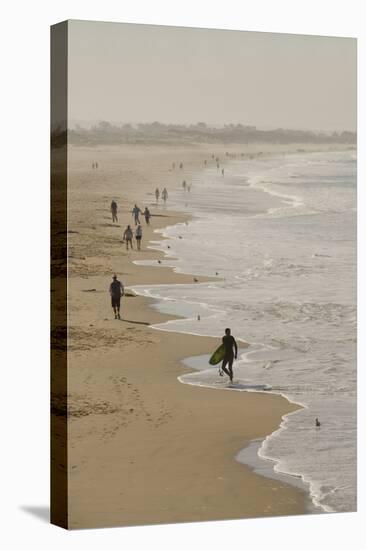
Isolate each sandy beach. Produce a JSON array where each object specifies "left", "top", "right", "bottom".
[{"left": 60, "top": 141, "right": 347, "bottom": 529}]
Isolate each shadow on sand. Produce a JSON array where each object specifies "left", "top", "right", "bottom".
[{"left": 120, "top": 319, "right": 150, "bottom": 326}]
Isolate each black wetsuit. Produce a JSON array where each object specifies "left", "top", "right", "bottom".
[{"left": 221, "top": 334, "right": 238, "bottom": 380}]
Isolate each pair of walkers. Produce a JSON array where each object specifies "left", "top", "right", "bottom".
[
  {"left": 132, "top": 204, "right": 152, "bottom": 225},
  {"left": 123, "top": 224, "right": 143, "bottom": 250},
  {"left": 155, "top": 188, "right": 168, "bottom": 203}
]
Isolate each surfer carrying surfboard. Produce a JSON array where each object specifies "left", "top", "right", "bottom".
[{"left": 221, "top": 328, "right": 238, "bottom": 382}]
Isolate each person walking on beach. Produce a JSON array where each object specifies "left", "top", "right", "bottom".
[
  {"left": 222, "top": 168, "right": 225, "bottom": 177},
  {"left": 155, "top": 188, "right": 160, "bottom": 202},
  {"left": 135, "top": 224, "right": 143, "bottom": 250},
  {"left": 144, "top": 206, "right": 151, "bottom": 225},
  {"left": 179, "top": 162, "right": 183, "bottom": 170},
  {"left": 123, "top": 225, "right": 134, "bottom": 250},
  {"left": 132, "top": 204, "right": 142, "bottom": 225},
  {"left": 182, "top": 180, "right": 187, "bottom": 192},
  {"left": 109, "top": 274, "right": 124, "bottom": 320},
  {"left": 111, "top": 200, "right": 118, "bottom": 223},
  {"left": 221, "top": 328, "right": 238, "bottom": 383},
  {"left": 162, "top": 187, "right": 168, "bottom": 203}
]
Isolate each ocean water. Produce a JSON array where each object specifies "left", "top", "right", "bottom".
[{"left": 132, "top": 149, "right": 357, "bottom": 514}]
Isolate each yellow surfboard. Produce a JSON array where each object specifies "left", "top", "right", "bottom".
[{"left": 209, "top": 344, "right": 226, "bottom": 365}]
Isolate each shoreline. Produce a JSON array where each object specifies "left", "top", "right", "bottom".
[
  {"left": 125, "top": 148, "right": 338, "bottom": 513},
  {"left": 66, "top": 142, "right": 319, "bottom": 528},
  {"left": 132, "top": 151, "right": 337, "bottom": 514},
  {"left": 130, "top": 243, "right": 325, "bottom": 514},
  {"left": 137, "top": 146, "right": 356, "bottom": 515},
  {"left": 139, "top": 213, "right": 321, "bottom": 512}
]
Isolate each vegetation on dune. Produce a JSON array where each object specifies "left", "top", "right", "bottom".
[{"left": 52, "top": 121, "right": 356, "bottom": 147}]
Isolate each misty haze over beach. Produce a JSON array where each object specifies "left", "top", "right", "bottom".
[{"left": 67, "top": 20, "right": 356, "bottom": 133}]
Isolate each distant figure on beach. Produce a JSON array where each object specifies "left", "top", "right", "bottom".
[
  {"left": 172, "top": 162, "right": 176, "bottom": 170},
  {"left": 144, "top": 207, "right": 151, "bottom": 225},
  {"left": 132, "top": 204, "right": 142, "bottom": 225},
  {"left": 135, "top": 224, "right": 143, "bottom": 250},
  {"left": 110, "top": 200, "right": 118, "bottom": 223},
  {"left": 221, "top": 328, "right": 238, "bottom": 383},
  {"left": 155, "top": 188, "right": 160, "bottom": 202},
  {"left": 92, "top": 162, "right": 95, "bottom": 169},
  {"left": 162, "top": 188, "right": 168, "bottom": 203},
  {"left": 182, "top": 180, "right": 187, "bottom": 192},
  {"left": 179, "top": 162, "right": 183, "bottom": 170},
  {"left": 315, "top": 418, "right": 321, "bottom": 428},
  {"left": 109, "top": 274, "right": 124, "bottom": 320},
  {"left": 95, "top": 162, "right": 98, "bottom": 169},
  {"left": 222, "top": 168, "right": 225, "bottom": 177},
  {"left": 123, "top": 225, "right": 134, "bottom": 250}
]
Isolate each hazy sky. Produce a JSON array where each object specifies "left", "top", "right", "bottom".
[{"left": 68, "top": 20, "right": 356, "bottom": 132}]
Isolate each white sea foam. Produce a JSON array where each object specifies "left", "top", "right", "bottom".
[{"left": 131, "top": 150, "right": 357, "bottom": 513}]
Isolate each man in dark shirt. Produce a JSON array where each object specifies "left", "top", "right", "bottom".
[
  {"left": 221, "top": 328, "right": 238, "bottom": 382},
  {"left": 109, "top": 274, "right": 124, "bottom": 319},
  {"left": 132, "top": 204, "right": 142, "bottom": 225}
]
